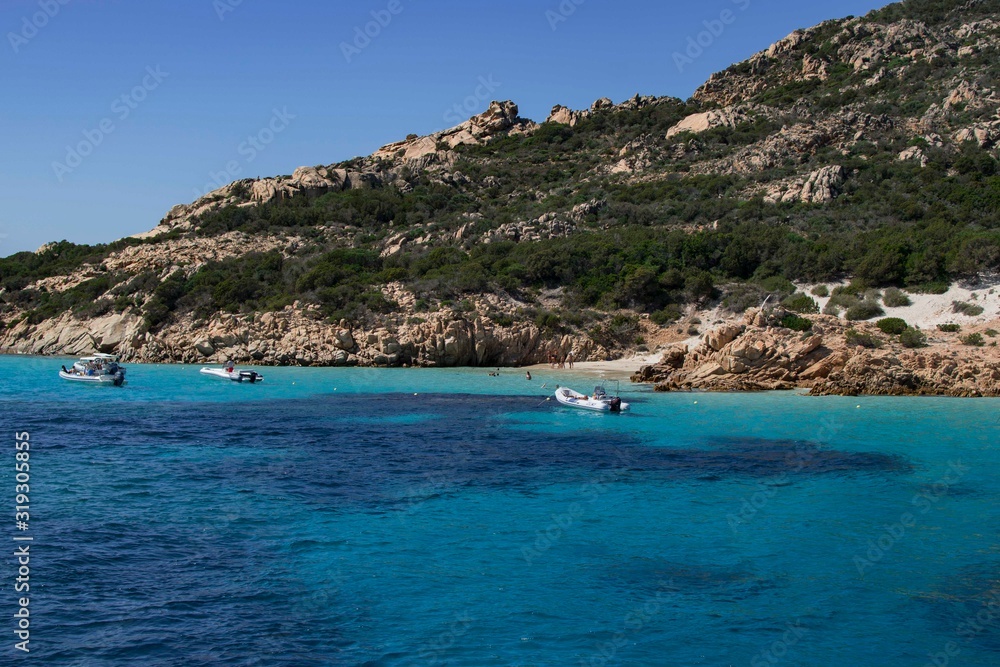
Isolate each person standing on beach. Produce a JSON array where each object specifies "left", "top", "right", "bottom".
[{"left": 567, "top": 352, "right": 574, "bottom": 369}]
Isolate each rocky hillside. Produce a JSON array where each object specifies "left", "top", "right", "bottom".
[
  {"left": 633, "top": 304, "right": 1000, "bottom": 397},
  {"left": 2, "top": 0, "right": 1000, "bottom": 383}
]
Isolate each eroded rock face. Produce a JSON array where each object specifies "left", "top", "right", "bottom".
[
  {"left": 483, "top": 213, "right": 576, "bottom": 244},
  {"left": 952, "top": 120, "right": 1000, "bottom": 149},
  {"left": 691, "top": 109, "right": 892, "bottom": 180},
  {"left": 375, "top": 100, "right": 536, "bottom": 162},
  {"left": 1, "top": 287, "right": 612, "bottom": 369},
  {"left": 547, "top": 105, "right": 583, "bottom": 126},
  {"left": 631, "top": 309, "right": 1000, "bottom": 397},
  {"left": 665, "top": 105, "right": 764, "bottom": 139},
  {"left": 609, "top": 136, "right": 656, "bottom": 175},
  {"left": 764, "top": 165, "right": 846, "bottom": 204},
  {"left": 898, "top": 146, "right": 929, "bottom": 167}
]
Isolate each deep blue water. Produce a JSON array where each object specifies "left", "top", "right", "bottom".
[{"left": 2, "top": 354, "right": 999, "bottom": 666}]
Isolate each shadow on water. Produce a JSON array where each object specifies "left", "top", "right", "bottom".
[
  {"left": 23, "top": 393, "right": 913, "bottom": 513},
  {"left": 913, "top": 562, "right": 1000, "bottom": 654},
  {"left": 608, "top": 557, "right": 782, "bottom": 601}
]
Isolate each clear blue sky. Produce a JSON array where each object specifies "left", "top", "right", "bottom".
[{"left": 0, "top": 0, "right": 893, "bottom": 255}]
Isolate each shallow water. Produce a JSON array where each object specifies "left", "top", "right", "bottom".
[{"left": 2, "top": 355, "right": 999, "bottom": 665}]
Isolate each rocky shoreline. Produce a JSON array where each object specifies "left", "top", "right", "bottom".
[
  {"left": 630, "top": 308, "right": 1000, "bottom": 398},
  {"left": 0, "top": 287, "right": 610, "bottom": 369},
  {"left": 7, "top": 295, "right": 1000, "bottom": 398}
]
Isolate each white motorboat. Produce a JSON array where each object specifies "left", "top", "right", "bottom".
[
  {"left": 554, "top": 383, "right": 629, "bottom": 412},
  {"left": 59, "top": 354, "right": 127, "bottom": 386},
  {"left": 200, "top": 364, "right": 264, "bottom": 383}
]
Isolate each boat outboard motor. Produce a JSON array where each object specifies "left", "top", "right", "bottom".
[
  {"left": 609, "top": 397, "right": 622, "bottom": 413},
  {"left": 112, "top": 371, "right": 125, "bottom": 387},
  {"left": 238, "top": 371, "right": 260, "bottom": 383}
]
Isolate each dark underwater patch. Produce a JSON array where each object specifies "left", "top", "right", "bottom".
[
  {"left": 24, "top": 394, "right": 911, "bottom": 513},
  {"left": 914, "top": 562, "right": 1000, "bottom": 653},
  {"left": 608, "top": 557, "right": 780, "bottom": 601}
]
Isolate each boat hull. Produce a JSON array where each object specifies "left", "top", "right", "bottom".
[
  {"left": 59, "top": 371, "right": 126, "bottom": 386},
  {"left": 200, "top": 368, "right": 264, "bottom": 383},
  {"left": 554, "top": 388, "right": 630, "bottom": 412}
]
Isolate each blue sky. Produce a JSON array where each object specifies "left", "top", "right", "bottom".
[{"left": 0, "top": 0, "right": 894, "bottom": 255}]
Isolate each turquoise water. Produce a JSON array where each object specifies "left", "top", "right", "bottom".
[{"left": 2, "top": 354, "right": 999, "bottom": 666}]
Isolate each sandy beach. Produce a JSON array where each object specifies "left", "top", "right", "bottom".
[{"left": 538, "top": 281, "right": 1000, "bottom": 381}]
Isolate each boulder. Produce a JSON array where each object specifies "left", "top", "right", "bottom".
[
  {"left": 705, "top": 324, "right": 745, "bottom": 352},
  {"left": 334, "top": 329, "right": 355, "bottom": 351},
  {"left": 547, "top": 105, "right": 582, "bottom": 126},
  {"left": 195, "top": 339, "right": 215, "bottom": 357},
  {"left": 666, "top": 106, "right": 756, "bottom": 139},
  {"left": 691, "top": 363, "right": 727, "bottom": 380}
]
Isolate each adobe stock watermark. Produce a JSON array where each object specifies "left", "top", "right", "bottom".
[
  {"left": 727, "top": 417, "right": 842, "bottom": 532},
  {"left": 673, "top": 0, "right": 752, "bottom": 73},
  {"left": 8, "top": 0, "right": 70, "bottom": 54},
  {"left": 52, "top": 66, "right": 169, "bottom": 182},
  {"left": 12, "top": 431, "right": 33, "bottom": 654},
  {"left": 340, "top": 0, "right": 404, "bottom": 64},
  {"left": 853, "top": 460, "right": 970, "bottom": 578},
  {"left": 418, "top": 612, "right": 475, "bottom": 666},
  {"left": 521, "top": 447, "right": 635, "bottom": 565},
  {"left": 213, "top": 0, "right": 243, "bottom": 21},
  {"left": 397, "top": 439, "right": 473, "bottom": 524},
  {"left": 922, "top": 585, "right": 1000, "bottom": 667},
  {"left": 546, "top": 0, "right": 585, "bottom": 31},
  {"left": 192, "top": 107, "right": 295, "bottom": 199},
  {"left": 580, "top": 580, "right": 677, "bottom": 667},
  {"left": 442, "top": 76, "right": 501, "bottom": 126},
  {"left": 750, "top": 619, "right": 807, "bottom": 667}
]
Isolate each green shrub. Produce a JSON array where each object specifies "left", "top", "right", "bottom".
[
  {"left": 882, "top": 287, "right": 912, "bottom": 308},
  {"left": 863, "top": 289, "right": 884, "bottom": 303},
  {"left": 781, "top": 314, "right": 813, "bottom": 332},
  {"left": 845, "top": 328, "right": 882, "bottom": 349},
  {"left": 535, "top": 311, "right": 562, "bottom": 331},
  {"left": 811, "top": 285, "right": 829, "bottom": 297},
  {"left": 845, "top": 301, "right": 885, "bottom": 321},
  {"left": 985, "top": 329, "right": 998, "bottom": 338},
  {"left": 832, "top": 283, "right": 866, "bottom": 296},
  {"left": 828, "top": 290, "right": 861, "bottom": 310},
  {"left": 781, "top": 292, "right": 819, "bottom": 314},
  {"left": 113, "top": 295, "right": 135, "bottom": 312},
  {"left": 937, "top": 323, "right": 961, "bottom": 333},
  {"left": 961, "top": 333, "right": 984, "bottom": 346},
  {"left": 899, "top": 327, "right": 927, "bottom": 348},
  {"left": 952, "top": 301, "right": 985, "bottom": 316},
  {"left": 910, "top": 282, "right": 950, "bottom": 295},
  {"left": 876, "top": 318, "right": 908, "bottom": 335},
  {"left": 822, "top": 302, "right": 841, "bottom": 316},
  {"left": 756, "top": 276, "right": 795, "bottom": 294},
  {"left": 651, "top": 305, "right": 682, "bottom": 325},
  {"left": 721, "top": 284, "right": 768, "bottom": 313}
]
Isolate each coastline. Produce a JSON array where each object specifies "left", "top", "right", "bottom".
[{"left": 5, "top": 283, "right": 999, "bottom": 397}]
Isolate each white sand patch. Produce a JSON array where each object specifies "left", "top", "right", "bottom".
[{"left": 799, "top": 281, "right": 1000, "bottom": 329}]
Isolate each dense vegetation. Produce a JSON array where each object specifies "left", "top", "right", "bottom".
[{"left": 2, "top": 0, "right": 999, "bottom": 333}]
